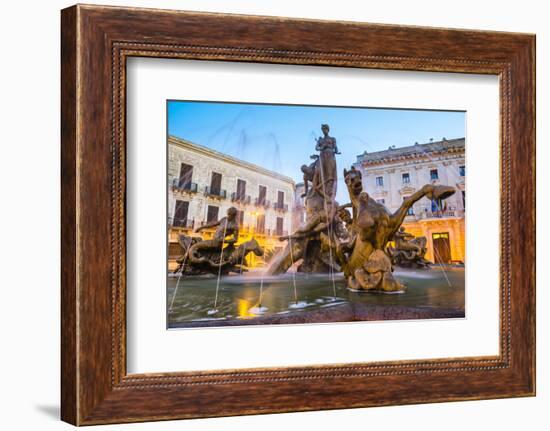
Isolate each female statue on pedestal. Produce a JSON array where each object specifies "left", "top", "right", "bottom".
[{"left": 315, "top": 123, "right": 339, "bottom": 202}]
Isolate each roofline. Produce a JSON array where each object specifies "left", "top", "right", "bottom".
[
  {"left": 168, "top": 135, "right": 295, "bottom": 185},
  {"left": 355, "top": 137, "right": 465, "bottom": 166}
]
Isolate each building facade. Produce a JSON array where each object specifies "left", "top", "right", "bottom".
[
  {"left": 292, "top": 182, "right": 307, "bottom": 230},
  {"left": 353, "top": 138, "right": 465, "bottom": 264},
  {"left": 168, "top": 136, "right": 296, "bottom": 270}
]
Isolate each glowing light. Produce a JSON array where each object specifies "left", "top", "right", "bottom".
[{"left": 237, "top": 298, "right": 254, "bottom": 318}]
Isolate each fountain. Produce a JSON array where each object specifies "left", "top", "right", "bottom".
[{"left": 174, "top": 124, "right": 456, "bottom": 292}]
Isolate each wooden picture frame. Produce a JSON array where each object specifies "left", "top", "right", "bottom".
[{"left": 61, "top": 4, "right": 535, "bottom": 425}]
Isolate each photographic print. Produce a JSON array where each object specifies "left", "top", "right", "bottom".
[{"left": 167, "top": 101, "right": 466, "bottom": 328}]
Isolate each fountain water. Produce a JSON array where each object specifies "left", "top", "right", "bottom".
[
  {"left": 169, "top": 252, "right": 188, "bottom": 312},
  {"left": 208, "top": 220, "right": 228, "bottom": 315}
]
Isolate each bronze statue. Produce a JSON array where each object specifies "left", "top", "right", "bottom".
[
  {"left": 194, "top": 206, "right": 240, "bottom": 248},
  {"left": 341, "top": 168, "right": 454, "bottom": 291},
  {"left": 174, "top": 207, "right": 264, "bottom": 275},
  {"left": 300, "top": 155, "right": 318, "bottom": 198},
  {"left": 315, "top": 124, "right": 339, "bottom": 201},
  {"left": 266, "top": 124, "right": 342, "bottom": 275},
  {"left": 387, "top": 227, "right": 431, "bottom": 268}
]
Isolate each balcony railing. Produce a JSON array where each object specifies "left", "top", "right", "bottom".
[
  {"left": 171, "top": 178, "right": 198, "bottom": 193},
  {"left": 231, "top": 192, "right": 251, "bottom": 204},
  {"left": 254, "top": 197, "right": 270, "bottom": 208},
  {"left": 273, "top": 202, "right": 288, "bottom": 212},
  {"left": 204, "top": 186, "right": 227, "bottom": 199},
  {"left": 417, "top": 209, "right": 464, "bottom": 220}
]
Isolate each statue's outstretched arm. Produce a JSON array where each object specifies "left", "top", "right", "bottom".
[
  {"left": 196, "top": 218, "right": 222, "bottom": 232},
  {"left": 389, "top": 184, "right": 455, "bottom": 238},
  {"left": 389, "top": 187, "right": 428, "bottom": 234}
]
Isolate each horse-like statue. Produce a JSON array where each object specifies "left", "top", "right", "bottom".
[
  {"left": 174, "top": 235, "right": 264, "bottom": 275},
  {"left": 341, "top": 166, "right": 454, "bottom": 292}
]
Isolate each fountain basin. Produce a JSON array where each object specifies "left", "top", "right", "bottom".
[{"left": 167, "top": 266, "right": 465, "bottom": 329}]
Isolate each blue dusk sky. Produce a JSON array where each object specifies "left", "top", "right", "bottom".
[{"left": 168, "top": 100, "right": 465, "bottom": 203}]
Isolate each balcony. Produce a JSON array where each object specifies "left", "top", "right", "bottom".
[
  {"left": 417, "top": 209, "right": 464, "bottom": 220},
  {"left": 204, "top": 186, "right": 227, "bottom": 199},
  {"left": 254, "top": 197, "right": 270, "bottom": 208},
  {"left": 231, "top": 192, "right": 251, "bottom": 204},
  {"left": 171, "top": 178, "right": 198, "bottom": 193},
  {"left": 273, "top": 202, "right": 288, "bottom": 212}
]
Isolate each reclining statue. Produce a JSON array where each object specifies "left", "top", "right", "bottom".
[
  {"left": 174, "top": 206, "right": 264, "bottom": 275},
  {"left": 386, "top": 227, "right": 431, "bottom": 268}
]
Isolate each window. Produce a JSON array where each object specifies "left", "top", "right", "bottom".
[
  {"left": 376, "top": 176, "right": 384, "bottom": 187},
  {"left": 459, "top": 165, "right": 466, "bottom": 177},
  {"left": 206, "top": 205, "right": 219, "bottom": 222},
  {"left": 430, "top": 169, "right": 439, "bottom": 180},
  {"left": 275, "top": 217, "right": 284, "bottom": 236},
  {"left": 277, "top": 190, "right": 284, "bottom": 206},
  {"left": 210, "top": 172, "right": 222, "bottom": 194},
  {"left": 403, "top": 196, "right": 414, "bottom": 215},
  {"left": 376, "top": 199, "right": 385, "bottom": 205},
  {"left": 236, "top": 210, "right": 244, "bottom": 227},
  {"left": 256, "top": 214, "right": 266, "bottom": 233},
  {"left": 258, "top": 185, "right": 267, "bottom": 205},
  {"left": 173, "top": 200, "right": 189, "bottom": 227},
  {"left": 275, "top": 190, "right": 285, "bottom": 210},
  {"left": 402, "top": 172, "right": 410, "bottom": 184},
  {"left": 236, "top": 179, "right": 246, "bottom": 200},
  {"left": 431, "top": 198, "right": 444, "bottom": 212},
  {"left": 178, "top": 163, "right": 193, "bottom": 188},
  {"left": 462, "top": 190, "right": 466, "bottom": 208}
]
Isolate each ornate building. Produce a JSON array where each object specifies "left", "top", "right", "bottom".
[
  {"left": 353, "top": 138, "right": 465, "bottom": 264},
  {"left": 168, "top": 136, "right": 295, "bottom": 270}
]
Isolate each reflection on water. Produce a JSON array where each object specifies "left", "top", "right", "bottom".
[{"left": 167, "top": 266, "right": 465, "bottom": 327}]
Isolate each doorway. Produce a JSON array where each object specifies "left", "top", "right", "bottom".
[{"left": 432, "top": 232, "right": 451, "bottom": 264}]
